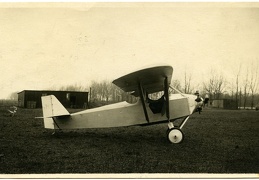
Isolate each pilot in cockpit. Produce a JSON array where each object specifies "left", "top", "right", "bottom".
[{"left": 146, "top": 94, "right": 165, "bottom": 114}]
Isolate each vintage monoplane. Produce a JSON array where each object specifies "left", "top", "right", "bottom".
[{"left": 39, "top": 65, "right": 201, "bottom": 143}]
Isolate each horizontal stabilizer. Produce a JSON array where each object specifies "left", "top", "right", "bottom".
[{"left": 35, "top": 114, "right": 70, "bottom": 119}]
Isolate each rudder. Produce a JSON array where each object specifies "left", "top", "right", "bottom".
[{"left": 41, "top": 95, "right": 70, "bottom": 129}]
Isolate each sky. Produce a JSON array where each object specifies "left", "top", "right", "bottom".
[{"left": 0, "top": 2, "right": 259, "bottom": 99}]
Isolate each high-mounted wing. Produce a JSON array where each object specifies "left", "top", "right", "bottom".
[{"left": 112, "top": 65, "right": 173, "bottom": 96}]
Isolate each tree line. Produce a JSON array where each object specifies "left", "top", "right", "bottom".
[
  {"left": 57, "top": 66, "right": 258, "bottom": 109},
  {"left": 8, "top": 62, "right": 259, "bottom": 109}
]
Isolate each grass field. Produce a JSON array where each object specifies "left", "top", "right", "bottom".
[{"left": 0, "top": 106, "right": 258, "bottom": 175}]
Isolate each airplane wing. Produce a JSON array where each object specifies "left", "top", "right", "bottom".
[{"left": 112, "top": 65, "right": 173, "bottom": 96}]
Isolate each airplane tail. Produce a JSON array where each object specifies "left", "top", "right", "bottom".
[{"left": 41, "top": 95, "right": 70, "bottom": 129}]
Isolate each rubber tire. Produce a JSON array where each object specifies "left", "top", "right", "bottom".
[{"left": 167, "top": 128, "right": 184, "bottom": 144}]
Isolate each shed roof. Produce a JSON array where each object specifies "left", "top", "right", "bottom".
[{"left": 17, "top": 90, "right": 88, "bottom": 94}]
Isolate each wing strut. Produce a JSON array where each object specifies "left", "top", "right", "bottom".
[
  {"left": 164, "top": 77, "right": 170, "bottom": 121},
  {"left": 138, "top": 82, "right": 149, "bottom": 123}
]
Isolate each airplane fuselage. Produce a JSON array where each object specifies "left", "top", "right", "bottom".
[{"left": 50, "top": 94, "right": 197, "bottom": 130}]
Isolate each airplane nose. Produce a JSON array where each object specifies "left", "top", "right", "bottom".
[
  {"left": 185, "top": 94, "right": 198, "bottom": 113},
  {"left": 186, "top": 94, "right": 203, "bottom": 114}
]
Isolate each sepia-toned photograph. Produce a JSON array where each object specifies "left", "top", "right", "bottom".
[{"left": 0, "top": 2, "right": 258, "bottom": 178}]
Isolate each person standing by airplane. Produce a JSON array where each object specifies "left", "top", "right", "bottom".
[
  {"left": 194, "top": 91, "right": 203, "bottom": 114},
  {"left": 204, "top": 94, "right": 209, "bottom": 107}
]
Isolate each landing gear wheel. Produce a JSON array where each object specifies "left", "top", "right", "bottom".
[{"left": 167, "top": 128, "right": 184, "bottom": 144}]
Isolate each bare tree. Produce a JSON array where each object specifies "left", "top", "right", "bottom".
[
  {"left": 230, "top": 80, "right": 235, "bottom": 100},
  {"left": 167, "top": 79, "right": 183, "bottom": 95},
  {"left": 203, "top": 69, "right": 216, "bottom": 99},
  {"left": 184, "top": 71, "right": 193, "bottom": 94},
  {"left": 90, "top": 80, "right": 133, "bottom": 103},
  {"left": 8, "top": 91, "right": 19, "bottom": 100},
  {"left": 90, "top": 80, "right": 102, "bottom": 101},
  {"left": 59, "top": 83, "right": 88, "bottom": 92},
  {"left": 235, "top": 63, "right": 242, "bottom": 109},
  {"left": 111, "top": 85, "right": 123, "bottom": 102},
  {"left": 203, "top": 68, "right": 227, "bottom": 100},
  {"left": 203, "top": 79, "right": 213, "bottom": 99},
  {"left": 214, "top": 73, "right": 227, "bottom": 100},
  {"left": 242, "top": 65, "right": 249, "bottom": 109},
  {"left": 249, "top": 61, "right": 259, "bottom": 109},
  {"left": 101, "top": 80, "right": 114, "bottom": 102}
]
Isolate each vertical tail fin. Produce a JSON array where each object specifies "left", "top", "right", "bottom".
[{"left": 41, "top": 95, "right": 70, "bottom": 129}]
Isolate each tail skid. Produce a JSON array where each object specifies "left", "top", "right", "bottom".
[{"left": 41, "top": 95, "right": 70, "bottom": 129}]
